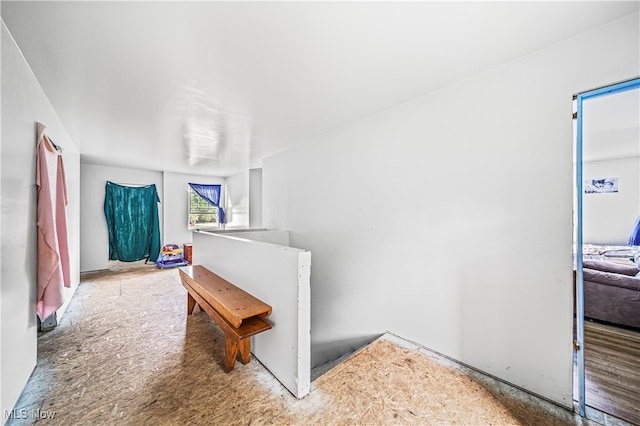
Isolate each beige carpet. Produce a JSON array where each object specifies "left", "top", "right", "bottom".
[{"left": 7, "top": 264, "right": 589, "bottom": 425}]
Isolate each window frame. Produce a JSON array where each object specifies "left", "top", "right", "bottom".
[{"left": 187, "top": 186, "right": 220, "bottom": 230}]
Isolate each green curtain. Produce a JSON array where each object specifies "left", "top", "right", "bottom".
[{"left": 104, "top": 181, "right": 161, "bottom": 262}]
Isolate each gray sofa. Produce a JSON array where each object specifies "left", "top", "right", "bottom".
[{"left": 582, "top": 259, "right": 640, "bottom": 329}]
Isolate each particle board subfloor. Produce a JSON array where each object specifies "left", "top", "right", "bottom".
[{"left": 7, "top": 264, "right": 597, "bottom": 425}]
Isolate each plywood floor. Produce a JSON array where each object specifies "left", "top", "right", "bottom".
[{"left": 7, "top": 264, "right": 596, "bottom": 425}]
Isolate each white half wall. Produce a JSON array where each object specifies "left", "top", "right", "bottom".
[
  {"left": 192, "top": 231, "right": 311, "bottom": 398},
  {"left": 1, "top": 22, "right": 81, "bottom": 418},
  {"left": 262, "top": 13, "right": 639, "bottom": 407},
  {"left": 224, "top": 170, "right": 249, "bottom": 229},
  {"left": 583, "top": 157, "right": 639, "bottom": 245},
  {"left": 212, "top": 229, "right": 290, "bottom": 246},
  {"left": 162, "top": 171, "right": 225, "bottom": 248},
  {"left": 80, "top": 163, "right": 163, "bottom": 272}
]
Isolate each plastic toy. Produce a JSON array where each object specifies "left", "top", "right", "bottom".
[{"left": 156, "top": 244, "right": 189, "bottom": 269}]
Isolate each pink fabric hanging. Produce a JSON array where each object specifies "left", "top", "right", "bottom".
[{"left": 36, "top": 122, "right": 71, "bottom": 321}]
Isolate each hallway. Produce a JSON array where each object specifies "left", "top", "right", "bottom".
[{"left": 7, "top": 265, "right": 602, "bottom": 425}]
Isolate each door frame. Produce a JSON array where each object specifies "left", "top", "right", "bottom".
[{"left": 574, "top": 77, "right": 640, "bottom": 416}]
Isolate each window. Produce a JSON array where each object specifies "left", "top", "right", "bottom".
[{"left": 188, "top": 187, "right": 219, "bottom": 230}]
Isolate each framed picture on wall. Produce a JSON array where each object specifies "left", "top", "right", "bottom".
[{"left": 584, "top": 177, "right": 619, "bottom": 194}]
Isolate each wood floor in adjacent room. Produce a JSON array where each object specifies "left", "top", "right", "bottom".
[
  {"left": 584, "top": 320, "right": 640, "bottom": 425},
  {"left": 7, "top": 265, "right": 604, "bottom": 425}
]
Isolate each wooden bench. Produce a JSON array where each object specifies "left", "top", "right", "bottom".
[{"left": 178, "top": 265, "right": 272, "bottom": 372}]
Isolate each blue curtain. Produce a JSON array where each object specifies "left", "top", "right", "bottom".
[
  {"left": 188, "top": 183, "right": 225, "bottom": 223},
  {"left": 104, "top": 181, "right": 161, "bottom": 262},
  {"left": 628, "top": 216, "right": 640, "bottom": 245}
]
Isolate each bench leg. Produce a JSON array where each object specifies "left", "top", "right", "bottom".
[
  {"left": 239, "top": 338, "right": 251, "bottom": 365},
  {"left": 224, "top": 336, "right": 239, "bottom": 372},
  {"left": 187, "top": 293, "right": 196, "bottom": 315}
]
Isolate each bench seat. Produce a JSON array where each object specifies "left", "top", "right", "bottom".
[{"left": 179, "top": 265, "right": 272, "bottom": 372}]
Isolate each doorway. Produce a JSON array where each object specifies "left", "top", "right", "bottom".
[{"left": 574, "top": 78, "right": 640, "bottom": 422}]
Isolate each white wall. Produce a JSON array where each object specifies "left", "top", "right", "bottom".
[
  {"left": 581, "top": 87, "right": 640, "bottom": 245},
  {"left": 1, "top": 22, "right": 81, "bottom": 418},
  {"left": 225, "top": 170, "right": 249, "bottom": 229},
  {"left": 216, "top": 229, "right": 290, "bottom": 246},
  {"left": 80, "top": 165, "right": 227, "bottom": 272},
  {"left": 162, "top": 171, "right": 225, "bottom": 248},
  {"left": 583, "top": 157, "right": 639, "bottom": 244},
  {"left": 263, "top": 13, "right": 639, "bottom": 407},
  {"left": 80, "top": 163, "right": 162, "bottom": 272},
  {"left": 249, "top": 168, "right": 263, "bottom": 228}
]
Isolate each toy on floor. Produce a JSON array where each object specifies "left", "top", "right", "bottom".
[{"left": 156, "top": 244, "right": 189, "bottom": 269}]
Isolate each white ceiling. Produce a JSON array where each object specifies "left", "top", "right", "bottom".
[{"left": 2, "top": 1, "right": 638, "bottom": 176}]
